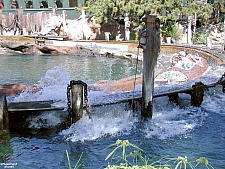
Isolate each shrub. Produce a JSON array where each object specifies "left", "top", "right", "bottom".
[
  {"left": 162, "top": 22, "right": 180, "bottom": 40},
  {"left": 193, "top": 31, "right": 210, "bottom": 44}
]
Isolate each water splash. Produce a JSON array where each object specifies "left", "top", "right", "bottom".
[
  {"left": 60, "top": 105, "right": 139, "bottom": 142},
  {"left": 143, "top": 106, "right": 207, "bottom": 140},
  {"left": 27, "top": 111, "right": 64, "bottom": 129},
  {"left": 9, "top": 62, "right": 220, "bottom": 142},
  {"left": 13, "top": 65, "right": 70, "bottom": 103}
]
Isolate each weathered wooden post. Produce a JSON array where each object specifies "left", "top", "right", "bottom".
[
  {"left": 52, "top": 8, "right": 56, "bottom": 16},
  {"left": 206, "top": 36, "right": 212, "bottom": 49},
  {"left": 0, "top": 10, "right": 2, "bottom": 35},
  {"left": 141, "top": 15, "right": 160, "bottom": 118},
  {"left": 224, "top": 17, "right": 225, "bottom": 51},
  {"left": 62, "top": 10, "right": 67, "bottom": 36},
  {"left": 81, "top": 10, "right": 89, "bottom": 40},
  {"left": 0, "top": 93, "right": 9, "bottom": 131},
  {"left": 27, "top": 13, "right": 31, "bottom": 35},
  {"left": 67, "top": 80, "right": 88, "bottom": 123},
  {"left": 187, "top": 16, "right": 192, "bottom": 46},
  {"left": 191, "top": 82, "right": 205, "bottom": 107},
  {"left": 71, "top": 81, "right": 83, "bottom": 123},
  {"left": 124, "top": 12, "right": 130, "bottom": 41}
]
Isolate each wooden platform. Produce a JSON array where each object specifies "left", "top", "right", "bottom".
[
  {"left": 8, "top": 100, "right": 65, "bottom": 112},
  {"left": 6, "top": 86, "right": 201, "bottom": 112}
]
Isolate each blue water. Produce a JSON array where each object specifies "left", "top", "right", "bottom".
[{"left": 0, "top": 54, "right": 225, "bottom": 168}]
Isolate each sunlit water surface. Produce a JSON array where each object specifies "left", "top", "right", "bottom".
[{"left": 0, "top": 54, "right": 225, "bottom": 168}]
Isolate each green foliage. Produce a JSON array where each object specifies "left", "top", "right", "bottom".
[
  {"left": 104, "top": 139, "right": 145, "bottom": 166},
  {"left": 195, "top": 157, "right": 214, "bottom": 169},
  {"left": 104, "top": 139, "right": 215, "bottom": 169},
  {"left": 130, "top": 32, "right": 139, "bottom": 41},
  {"left": 109, "top": 34, "right": 116, "bottom": 40},
  {"left": 66, "top": 139, "right": 215, "bottom": 169},
  {"left": 75, "top": 0, "right": 224, "bottom": 30},
  {"left": 66, "top": 150, "right": 83, "bottom": 169},
  {"left": 213, "top": 0, "right": 225, "bottom": 20},
  {"left": 0, "top": 130, "right": 11, "bottom": 162},
  {"left": 198, "top": 4, "right": 213, "bottom": 24},
  {"left": 193, "top": 31, "right": 210, "bottom": 44},
  {"left": 162, "top": 22, "right": 180, "bottom": 39}
]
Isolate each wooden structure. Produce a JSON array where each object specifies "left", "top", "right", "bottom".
[
  {"left": 0, "top": 0, "right": 83, "bottom": 19},
  {"left": 0, "top": 93, "right": 9, "bottom": 131},
  {"left": 66, "top": 80, "right": 90, "bottom": 123},
  {"left": 141, "top": 15, "right": 160, "bottom": 118},
  {"left": 0, "top": 75, "right": 224, "bottom": 129},
  {"left": 0, "top": 0, "right": 84, "bottom": 35}
]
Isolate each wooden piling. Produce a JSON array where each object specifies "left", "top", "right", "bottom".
[
  {"left": 141, "top": 15, "right": 160, "bottom": 118},
  {"left": 71, "top": 81, "right": 84, "bottom": 123},
  {"left": 191, "top": 82, "right": 205, "bottom": 107},
  {"left": 0, "top": 94, "right": 9, "bottom": 131}
]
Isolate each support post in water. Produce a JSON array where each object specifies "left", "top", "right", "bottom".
[
  {"left": 191, "top": 82, "right": 205, "bottom": 107},
  {"left": 67, "top": 80, "right": 85, "bottom": 123},
  {"left": 141, "top": 15, "right": 160, "bottom": 118},
  {"left": 0, "top": 93, "right": 9, "bottom": 131},
  {"left": 71, "top": 81, "right": 83, "bottom": 123}
]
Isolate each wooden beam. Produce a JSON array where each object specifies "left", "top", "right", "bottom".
[{"left": 141, "top": 15, "right": 160, "bottom": 118}]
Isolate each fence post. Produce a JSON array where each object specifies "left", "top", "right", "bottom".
[
  {"left": 206, "top": 36, "right": 212, "bottom": 49},
  {"left": 0, "top": 93, "right": 9, "bottom": 131},
  {"left": 62, "top": 10, "right": 67, "bottom": 36},
  {"left": 141, "top": 15, "right": 160, "bottom": 118},
  {"left": 27, "top": 13, "right": 31, "bottom": 35},
  {"left": 18, "top": 9, "right": 24, "bottom": 35}
]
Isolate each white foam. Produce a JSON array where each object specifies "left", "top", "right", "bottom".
[
  {"left": 143, "top": 106, "right": 207, "bottom": 139},
  {"left": 27, "top": 111, "right": 63, "bottom": 129},
  {"left": 12, "top": 65, "right": 70, "bottom": 103},
  {"left": 60, "top": 107, "right": 138, "bottom": 142}
]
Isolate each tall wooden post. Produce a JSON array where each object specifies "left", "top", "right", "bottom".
[
  {"left": 0, "top": 94, "right": 9, "bottom": 131},
  {"left": 62, "top": 10, "right": 67, "bottom": 36},
  {"left": 52, "top": 8, "right": 56, "bottom": 16},
  {"left": 224, "top": 17, "right": 225, "bottom": 51},
  {"left": 70, "top": 81, "right": 84, "bottom": 123},
  {"left": 187, "top": 16, "right": 192, "bottom": 46},
  {"left": 81, "top": 10, "right": 87, "bottom": 40},
  {"left": 124, "top": 12, "right": 130, "bottom": 41},
  {"left": 0, "top": 11, "right": 2, "bottom": 35},
  {"left": 141, "top": 15, "right": 160, "bottom": 118}
]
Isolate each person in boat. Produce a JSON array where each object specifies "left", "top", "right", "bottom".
[
  {"left": 0, "top": 2, "right": 4, "bottom": 9},
  {"left": 170, "top": 54, "right": 193, "bottom": 70},
  {"left": 170, "top": 51, "right": 204, "bottom": 70}
]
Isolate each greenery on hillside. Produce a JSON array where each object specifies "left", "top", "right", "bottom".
[{"left": 75, "top": 0, "right": 225, "bottom": 28}]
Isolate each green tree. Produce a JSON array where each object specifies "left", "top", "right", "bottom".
[
  {"left": 76, "top": 0, "right": 145, "bottom": 27},
  {"left": 212, "top": 0, "right": 225, "bottom": 22},
  {"left": 75, "top": 0, "right": 217, "bottom": 29},
  {"left": 197, "top": 4, "right": 213, "bottom": 24}
]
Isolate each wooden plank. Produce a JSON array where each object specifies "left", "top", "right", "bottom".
[
  {"left": 8, "top": 107, "right": 65, "bottom": 112},
  {"left": 89, "top": 87, "right": 193, "bottom": 107},
  {"left": 6, "top": 87, "right": 194, "bottom": 113},
  {"left": 8, "top": 100, "right": 65, "bottom": 112}
]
